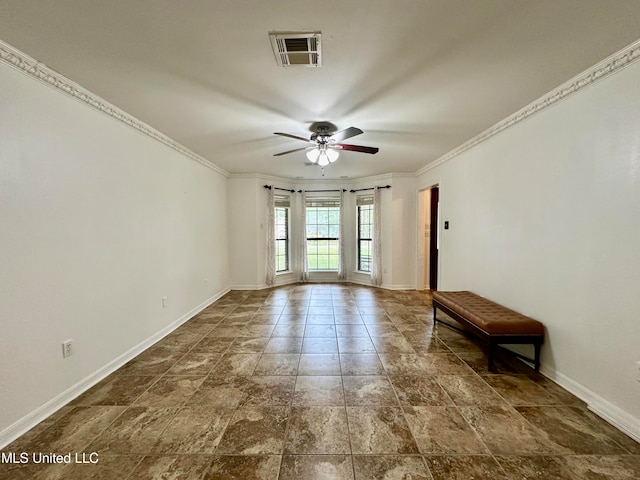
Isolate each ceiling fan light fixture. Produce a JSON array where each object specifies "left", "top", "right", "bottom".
[
  {"left": 327, "top": 148, "right": 339, "bottom": 163},
  {"left": 306, "top": 148, "right": 320, "bottom": 163},
  {"left": 317, "top": 153, "right": 330, "bottom": 167}
]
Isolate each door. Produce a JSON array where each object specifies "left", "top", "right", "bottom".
[{"left": 429, "top": 187, "right": 439, "bottom": 290}]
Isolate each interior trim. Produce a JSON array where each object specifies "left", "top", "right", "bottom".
[
  {"left": 416, "top": 38, "right": 640, "bottom": 176},
  {"left": 0, "top": 39, "right": 229, "bottom": 178}
]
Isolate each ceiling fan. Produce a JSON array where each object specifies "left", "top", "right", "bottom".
[{"left": 273, "top": 125, "right": 379, "bottom": 168}]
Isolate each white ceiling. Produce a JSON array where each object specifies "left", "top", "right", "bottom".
[{"left": 2, "top": 1, "right": 640, "bottom": 179}]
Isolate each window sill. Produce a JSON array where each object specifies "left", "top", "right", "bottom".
[
  {"left": 354, "top": 270, "right": 371, "bottom": 275},
  {"left": 276, "top": 270, "right": 293, "bottom": 276},
  {"left": 308, "top": 270, "right": 339, "bottom": 273}
]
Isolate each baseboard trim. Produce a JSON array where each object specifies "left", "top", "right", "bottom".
[
  {"left": 0, "top": 287, "right": 230, "bottom": 449},
  {"left": 539, "top": 363, "right": 640, "bottom": 443}
]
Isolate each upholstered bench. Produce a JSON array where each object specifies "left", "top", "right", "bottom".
[{"left": 432, "top": 291, "right": 544, "bottom": 372}]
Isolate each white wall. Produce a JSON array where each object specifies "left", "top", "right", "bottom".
[
  {"left": 417, "top": 59, "right": 640, "bottom": 438},
  {"left": 0, "top": 61, "right": 230, "bottom": 442}
]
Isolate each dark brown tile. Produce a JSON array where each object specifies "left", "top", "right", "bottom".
[
  {"left": 167, "top": 352, "right": 222, "bottom": 375},
  {"left": 458, "top": 405, "right": 569, "bottom": 455},
  {"left": 130, "top": 454, "right": 212, "bottom": 479},
  {"left": 340, "top": 354, "right": 385, "bottom": 375},
  {"left": 192, "top": 336, "right": 235, "bottom": 353},
  {"left": 343, "top": 376, "right": 398, "bottom": 406},
  {"left": 293, "top": 376, "right": 344, "bottom": 406},
  {"left": 337, "top": 336, "right": 377, "bottom": 353},
  {"left": 280, "top": 455, "right": 353, "bottom": 480},
  {"left": 496, "top": 455, "right": 578, "bottom": 479},
  {"left": 484, "top": 374, "right": 567, "bottom": 406},
  {"left": 186, "top": 375, "right": 248, "bottom": 408},
  {"left": 403, "top": 405, "right": 489, "bottom": 454},
  {"left": 516, "top": 406, "right": 640, "bottom": 454},
  {"left": 298, "top": 354, "right": 341, "bottom": 375},
  {"left": 133, "top": 375, "right": 205, "bottom": 407},
  {"left": 228, "top": 336, "right": 270, "bottom": 353},
  {"left": 214, "top": 353, "right": 261, "bottom": 375},
  {"left": 242, "top": 376, "right": 295, "bottom": 406},
  {"left": 562, "top": 455, "right": 640, "bottom": 479},
  {"left": 254, "top": 354, "right": 300, "bottom": 375},
  {"left": 437, "top": 374, "right": 507, "bottom": 406},
  {"left": 205, "top": 455, "right": 281, "bottom": 480},
  {"left": 378, "top": 354, "right": 437, "bottom": 375},
  {"left": 216, "top": 406, "right": 289, "bottom": 454},
  {"left": 72, "top": 375, "right": 157, "bottom": 406},
  {"left": 389, "top": 375, "right": 453, "bottom": 406},
  {"left": 284, "top": 406, "right": 350, "bottom": 454},
  {"left": 353, "top": 455, "right": 431, "bottom": 480},
  {"left": 347, "top": 406, "right": 419, "bottom": 454},
  {"left": 371, "top": 336, "right": 417, "bottom": 353},
  {"left": 425, "top": 455, "right": 508, "bottom": 480},
  {"left": 116, "top": 347, "right": 185, "bottom": 375}
]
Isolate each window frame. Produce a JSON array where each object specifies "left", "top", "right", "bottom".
[
  {"left": 274, "top": 196, "right": 290, "bottom": 273},
  {"left": 305, "top": 197, "right": 340, "bottom": 271},
  {"left": 356, "top": 195, "right": 374, "bottom": 273}
]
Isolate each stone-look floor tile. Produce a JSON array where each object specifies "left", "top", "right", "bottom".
[
  {"left": 347, "top": 406, "right": 419, "bottom": 454},
  {"left": 423, "top": 353, "right": 476, "bottom": 375},
  {"left": 264, "top": 337, "right": 303, "bottom": 353},
  {"left": 298, "top": 354, "right": 341, "bottom": 375},
  {"left": 88, "top": 406, "right": 180, "bottom": 454},
  {"left": 527, "top": 374, "right": 586, "bottom": 406},
  {"left": 361, "top": 314, "right": 393, "bottom": 325},
  {"left": 437, "top": 334, "right": 484, "bottom": 354},
  {"left": 458, "top": 405, "right": 569, "bottom": 455},
  {"left": 272, "top": 323, "right": 306, "bottom": 337},
  {"left": 340, "top": 354, "right": 386, "bottom": 375},
  {"left": 437, "top": 374, "right": 507, "bottom": 407},
  {"left": 425, "top": 455, "right": 508, "bottom": 480},
  {"left": 353, "top": 455, "right": 431, "bottom": 480},
  {"left": 395, "top": 324, "right": 434, "bottom": 337},
  {"left": 214, "top": 353, "right": 261, "bottom": 375},
  {"left": 192, "top": 336, "right": 235, "bottom": 353},
  {"left": 1, "top": 405, "right": 75, "bottom": 452},
  {"left": 403, "top": 406, "right": 489, "bottom": 454},
  {"left": 378, "top": 354, "right": 437, "bottom": 375},
  {"left": 337, "top": 336, "right": 377, "bottom": 353},
  {"left": 129, "top": 455, "right": 212, "bottom": 479},
  {"left": 516, "top": 406, "right": 640, "bottom": 454},
  {"left": 562, "top": 455, "right": 640, "bottom": 479},
  {"left": 254, "top": 354, "right": 300, "bottom": 375},
  {"left": 305, "top": 324, "right": 337, "bottom": 337},
  {"left": 151, "top": 405, "right": 234, "bottom": 454},
  {"left": 293, "top": 376, "right": 344, "bottom": 406},
  {"left": 302, "top": 337, "right": 339, "bottom": 353},
  {"left": 483, "top": 375, "right": 566, "bottom": 406},
  {"left": 249, "top": 314, "right": 281, "bottom": 325},
  {"left": 154, "top": 330, "right": 207, "bottom": 351},
  {"left": 205, "top": 455, "right": 282, "bottom": 480},
  {"left": 16, "top": 405, "right": 127, "bottom": 453},
  {"left": 280, "top": 455, "right": 354, "bottom": 480},
  {"left": 278, "top": 314, "right": 306, "bottom": 323},
  {"left": 228, "top": 337, "right": 270, "bottom": 353},
  {"left": 371, "top": 336, "right": 417, "bottom": 353},
  {"left": 343, "top": 376, "right": 398, "bottom": 406},
  {"left": 457, "top": 351, "right": 520, "bottom": 375},
  {"left": 334, "top": 314, "right": 364, "bottom": 324},
  {"left": 365, "top": 324, "right": 402, "bottom": 337},
  {"left": 167, "top": 352, "right": 222, "bottom": 375},
  {"left": 496, "top": 455, "right": 579, "bottom": 479},
  {"left": 24, "top": 454, "right": 143, "bottom": 480},
  {"left": 389, "top": 375, "right": 453, "bottom": 406},
  {"left": 242, "top": 376, "right": 296, "bottom": 406},
  {"left": 116, "top": 346, "right": 185, "bottom": 375},
  {"left": 336, "top": 324, "right": 369, "bottom": 336},
  {"left": 186, "top": 375, "right": 248, "bottom": 408},
  {"left": 71, "top": 375, "right": 157, "bottom": 406},
  {"left": 133, "top": 375, "right": 205, "bottom": 407},
  {"left": 215, "top": 406, "right": 289, "bottom": 454},
  {"left": 306, "top": 314, "right": 335, "bottom": 324},
  {"left": 284, "top": 406, "right": 351, "bottom": 454}
]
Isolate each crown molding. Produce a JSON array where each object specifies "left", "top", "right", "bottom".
[
  {"left": 0, "top": 40, "right": 229, "bottom": 178},
  {"left": 416, "top": 38, "right": 640, "bottom": 177}
]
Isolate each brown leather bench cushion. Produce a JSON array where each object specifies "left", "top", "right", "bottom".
[{"left": 432, "top": 291, "right": 543, "bottom": 336}]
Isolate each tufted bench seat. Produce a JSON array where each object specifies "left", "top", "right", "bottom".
[{"left": 432, "top": 291, "right": 544, "bottom": 372}]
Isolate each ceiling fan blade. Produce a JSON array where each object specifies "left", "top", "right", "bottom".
[
  {"left": 336, "top": 143, "right": 379, "bottom": 154},
  {"left": 274, "top": 132, "right": 313, "bottom": 143},
  {"left": 329, "top": 127, "right": 363, "bottom": 143},
  {"left": 273, "top": 146, "right": 310, "bottom": 156}
]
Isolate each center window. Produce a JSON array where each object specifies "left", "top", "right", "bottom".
[{"left": 306, "top": 198, "right": 340, "bottom": 270}]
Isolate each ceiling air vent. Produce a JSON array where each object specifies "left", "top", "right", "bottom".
[{"left": 269, "top": 32, "right": 321, "bottom": 67}]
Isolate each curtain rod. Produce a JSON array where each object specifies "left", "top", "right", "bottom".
[
  {"left": 263, "top": 185, "right": 295, "bottom": 193},
  {"left": 349, "top": 185, "right": 392, "bottom": 193},
  {"left": 297, "top": 189, "right": 347, "bottom": 193}
]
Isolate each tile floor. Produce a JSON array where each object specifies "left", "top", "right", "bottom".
[{"left": 2, "top": 284, "right": 639, "bottom": 479}]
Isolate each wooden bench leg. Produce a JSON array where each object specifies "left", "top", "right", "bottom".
[
  {"left": 487, "top": 340, "right": 495, "bottom": 373},
  {"left": 433, "top": 305, "right": 437, "bottom": 325},
  {"left": 534, "top": 341, "right": 542, "bottom": 372}
]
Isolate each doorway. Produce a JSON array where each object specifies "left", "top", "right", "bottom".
[{"left": 417, "top": 186, "right": 439, "bottom": 290}]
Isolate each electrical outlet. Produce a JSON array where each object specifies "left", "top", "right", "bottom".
[
  {"left": 62, "top": 339, "right": 73, "bottom": 358},
  {"left": 162, "top": 296, "right": 168, "bottom": 308}
]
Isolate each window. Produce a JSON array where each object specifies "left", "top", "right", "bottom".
[
  {"left": 357, "top": 195, "right": 373, "bottom": 272},
  {"left": 275, "top": 195, "right": 290, "bottom": 272},
  {"left": 306, "top": 198, "right": 340, "bottom": 270}
]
